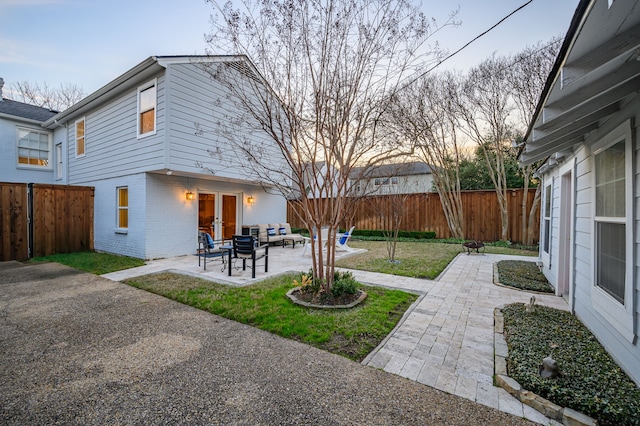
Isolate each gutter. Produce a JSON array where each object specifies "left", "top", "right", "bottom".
[
  {"left": 521, "top": 0, "right": 594, "bottom": 147},
  {"left": 42, "top": 56, "right": 161, "bottom": 129}
]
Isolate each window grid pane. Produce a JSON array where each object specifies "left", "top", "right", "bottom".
[
  {"left": 595, "top": 140, "right": 625, "bottom": 217},
  {"left": 140, "top": 109, "right": 155, "bottom": 134},
  {"left": 596, "top": 222, "right": 625, "bottom": 303}
]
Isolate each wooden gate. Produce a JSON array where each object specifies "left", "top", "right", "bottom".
[{"left": 0, "top": 183, "right": 94, "bottom": 261}]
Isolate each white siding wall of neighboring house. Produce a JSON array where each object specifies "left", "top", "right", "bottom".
[
  {"left": 166, "top": 63, "right": 287, "bottom": 183},
  {"left": 65, "top": 73, "right": 166, "bottom": 185},
  {"left": 0, "top": 117, "right": 54, "bottom": 184},
  {"left": 355, "top": 173, "right": 434, "bottom": 196},
  {"left": 540, "top": 99, "right": 640, "bottom": 385},
  {"left": 93, "top": 173, "right": 147, "bottom": 259}
]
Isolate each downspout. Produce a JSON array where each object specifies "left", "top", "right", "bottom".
[
  {"left": 549, "top": 176, "right": 555, "bottom": 270},
  {"left": 570, "top": 158, "right": 577, "bottom": 314}
]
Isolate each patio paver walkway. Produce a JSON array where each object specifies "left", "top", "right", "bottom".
[{"left": 349, "top": 253, "right": 569, "bottom": 426}]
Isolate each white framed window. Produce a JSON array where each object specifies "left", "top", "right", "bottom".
[
  {"left": 16, "top": 127, "right": 52, "bottom": 168},
  {"left": 543, "top": 184, "right": 552, "bottom": 254},
  {"left": 391, "top": 177, "right": 399, "bottom": 184},
  {"left": 75, "top": 117, "right": 85, "bottom": 157},
  {"left": 117, "top": 187, "right": 129, "bottom": 230},
  {"left": 56, "top": 143, "right": 63, "bottom": 179},
  {"left": 591, "top": 120, "right": 634, "bottom": 342},
  {"left": 137, "top": 79, "right": 157, "bottom": 138}
]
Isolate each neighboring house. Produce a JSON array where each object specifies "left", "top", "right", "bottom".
[
  {"left": 5, "top": 56, "right": 287, "bottom": 260},
  {"left": 520, "top": 0, "right": 640, "bottom": 385},
  {"left": 0, "top": 78, "right": 59, "bottom": 184},
  {"left": 350, "top": 161, "right": 435, "bottom": 195}
]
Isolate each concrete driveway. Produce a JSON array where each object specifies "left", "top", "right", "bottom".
[{"left": 0, "top": 260, "right": 532, "bottom": 425}]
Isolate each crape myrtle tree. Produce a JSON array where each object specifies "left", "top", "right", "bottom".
[
  {"left": 201, "top": 0, "right": 455, "bottom": 291},
  {"left": 507, "top": 38, "right": 561, "bottom": 245},
  {"left": 386, "top": 72, "right": 466, "bottom": 240},
  {"left": 454, "top": 54, "right": 516, "bottom": 242}
]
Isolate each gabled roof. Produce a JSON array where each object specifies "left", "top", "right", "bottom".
[
  {"left": 520, "top": 0, "right": 640, "bottom": 165},
  {"left": 350, "top": 162, "right": 434, "bottom": 179},
  {"left": 42, "top": 55, "right": 253, "bottom": 129},
  {"left": 0, "top": 98, "right": 58, "bottom": 123}
]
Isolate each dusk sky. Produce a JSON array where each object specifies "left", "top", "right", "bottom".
[{"left": 1, "top": 0, "right": 579, "bottom": 98}]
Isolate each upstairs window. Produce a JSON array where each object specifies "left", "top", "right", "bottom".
[
  {"left": 137, "top": 80, "right": 156, "bottom": 137},
  {"left": 17, "top": 127, "right": 51, "bottom": 168},
  {"left": 75, "top": 118, "right": 85, "bottom": 157}
]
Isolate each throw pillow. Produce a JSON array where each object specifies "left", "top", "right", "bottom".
[
  {"left": 205, "top": 233, "right": 215, "bottom": 249},
  {"left": 279, "top": 227, "right": 287, "bottom": 235},
  {"left": 267, "top": 227, "right": 276, "bottom": 236}
]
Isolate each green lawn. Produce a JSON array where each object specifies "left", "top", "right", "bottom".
[
  {"left": 335, "top": 240, "right": 536, "bottom": 279},
  {"left": 124, "top": 272, "right": 417, "bottom": 362}
]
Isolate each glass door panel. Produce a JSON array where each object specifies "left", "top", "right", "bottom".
[
  {"left": 222, "top": 194, "right": 237, "bottom": 240},
  {"left": 198, "top": 193, "right": 216, "bottom": 239}
]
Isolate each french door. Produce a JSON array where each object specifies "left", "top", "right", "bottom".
[{"left": 198, "top": 192, "right": 238, "bottom": 240}]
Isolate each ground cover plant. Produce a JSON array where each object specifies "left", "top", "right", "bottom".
[
  {"left": 335, "top": 241, "right": 536, "bottom": 279},
  {"left": 496, "top": 260, "right": 553, "bottom": 293},
  {"left": 124, "top": 272, "right": 417, "bottom": 362},
  {"left": 29, "top": 251, "right": 144, "bottom": 275},
  {"left": 502, "top": 303, "right": 640, "bottom": 426}
]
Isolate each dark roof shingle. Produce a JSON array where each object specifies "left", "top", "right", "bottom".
[{"left": 0, "top": 98, "right": 58, "bottom": 122}]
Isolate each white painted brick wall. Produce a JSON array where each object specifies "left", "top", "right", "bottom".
[{"left": 93, "top": 173, "right": 147, "bottom": 258}]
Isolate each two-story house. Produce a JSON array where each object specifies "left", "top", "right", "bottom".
[
  {"left": 5, "top": 56, "right": 287, "bottom": 260},
  {"left": 0, "top": 78, "right": 58, "bottom": 184}
]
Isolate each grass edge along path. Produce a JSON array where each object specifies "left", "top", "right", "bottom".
[
  {"left": 29, "top": 251, "right": 145, "bottom": 275},
  {"left": 124, "top": 272, "right": 418, "bottom": 362}
]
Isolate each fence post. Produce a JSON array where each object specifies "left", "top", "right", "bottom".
[{"left": 27, "top": 183, "right": 33, "bottom": 259}]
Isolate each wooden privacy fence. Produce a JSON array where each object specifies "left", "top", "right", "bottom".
[
  {"left": 0, "top": 183, "right": 94, "bottom": 261},
  {"left": 287, "top": 189, "right": 540, "bottom": 244}
]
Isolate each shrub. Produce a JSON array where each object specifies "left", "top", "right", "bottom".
[
  {"left": 502, "top": 303, "right": 640, "bottom": 426},
  {"left": 350, "top": 229, "right": 436, "bottom": 239},
  {"left": 331, "top": 271, "right": 360, "bottom": 297}
]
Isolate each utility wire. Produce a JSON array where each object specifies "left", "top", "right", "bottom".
[{"left": 398, "top": 0, "right": 535, "bottom": 92}]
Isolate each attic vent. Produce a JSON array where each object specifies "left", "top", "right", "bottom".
[{"left": 222, "top": 61, "right": 260, "bottom": 83}]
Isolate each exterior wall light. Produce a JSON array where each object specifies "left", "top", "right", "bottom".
[
  {"left": 247, "top": 196, "right": 255, "bottom": 205},
  {"left": 186, "top": 191, "right": 194, "bottom": 201}
]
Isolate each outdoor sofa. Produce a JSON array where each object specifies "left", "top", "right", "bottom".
[{"left": 257, "top": 223, "right": 306, "bottom": 248}]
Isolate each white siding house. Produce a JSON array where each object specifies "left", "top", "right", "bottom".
[
  {"left": 350, "top": 162, "right": 435, "bottom": 195},
  {"left": 520, "top": 0, "right": 640, "bottom": 385},
  {"left": 37, "top": 55, "right": 287, "bottom": 259},
  {"left": 0, "top": 78, "right": 58, "bottom": 184}
]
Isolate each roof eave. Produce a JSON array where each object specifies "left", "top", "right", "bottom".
[{"left": 42, "top": 56, "right": 162, "bottom": 128}]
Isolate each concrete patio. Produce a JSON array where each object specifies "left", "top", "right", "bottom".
[{"left": 102, "top": 243, "right": 569, "bottom": 425}]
